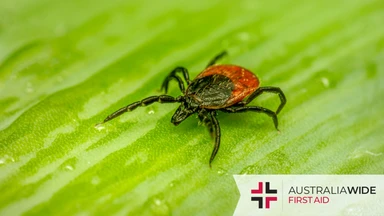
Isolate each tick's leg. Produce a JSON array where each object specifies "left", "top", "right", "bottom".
[
  {"left": 206, "top": 51, "right": 228, "bottom": 68},
  {"left": 209, "top": 111, "right": 221, "bottom": 167},
  {"left": 245, "top": 86, "right": 286, "bottom": 115},
  {"left": 221, "top": 106, "right": 279, "bottom": 131},
  {"left": 161, "top": 75, "right": 185, "bottom": 94},
  {"left": 198, "top": 110, "right": 214, "bottom": 138},
  {"left": 97, "top": 95, "right": 182, "bottom": 125},
  {"left": 161, "top": 67, "right": 190, "bottom": 94}
]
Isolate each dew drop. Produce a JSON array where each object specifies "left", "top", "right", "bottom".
[
  {"left": 150, "top": 197, "right": 170, "bottom": 216},
  {"left": 237, "top": 32, "right": 250, "bottom": 41},
  {"left": 146, "top": 106, "right": 157, "bottom": 115},
  {"left": 154, "top": 199, "right": 161, "bottom": 205},
  {"left": 0, "top": 155, "right": 15, "bottom": 165},
  {"left": 65, "top": 165, "right": 74, "bottom": 171},
  {"left": 321, "top": 77, "right": 330, "bottom": 88},
  {"left": 94, "top": 123, "right": 105, "bottom": 131},
  {"left": 25, "top": 82, "right": 34, "bottom": 93},
  {"left": 217, "top": 167, "right": 227, "bottom": 176}
]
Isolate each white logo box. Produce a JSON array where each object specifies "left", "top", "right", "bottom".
[{"left": 234, "top": 175, "right": 384, "bottom": 216}]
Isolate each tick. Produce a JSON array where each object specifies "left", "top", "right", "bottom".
[{"left": 96, "top": 51, "right": 286, "bottom": 166}]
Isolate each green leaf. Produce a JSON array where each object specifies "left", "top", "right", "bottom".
[{"left": 1, "top": 1, "right": 383, "bottom": 215}]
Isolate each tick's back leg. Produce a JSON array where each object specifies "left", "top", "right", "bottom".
[
  {"left": 206, "top": 51, "right": 228, "bottom": 68},
  {"left": 221, "top": 106, "right": 279, "bottom": 131},
  {"left": 245, "top": 86, "right": 286, "bottom": 114},
  {"left": 198, "top": 109, "right": 214, "bottom": 138},
  {"left": 161, "top": 67, "right": 190, "bottom": 94},
  {"left": 208, "top": 111, "right": 221, "bottom": 167},
  {"left": 198, "top": 109, "right": 222, "bottom": 166}
]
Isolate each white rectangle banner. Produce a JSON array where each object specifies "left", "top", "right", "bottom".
[{"left": 233, "top": 175, "right": 384, "bottom": 216}]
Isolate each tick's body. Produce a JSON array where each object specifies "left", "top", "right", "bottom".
[
  {"left": 190, "top": 65, "right": 259, "bottom": 109},
  {"left": 97, "top": 51, "right": 286, "bottom": 166}
]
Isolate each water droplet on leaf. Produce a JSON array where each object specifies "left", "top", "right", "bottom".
[
  {"left": 237, "top": 32, "right": 250, "bottom": 41},
  {"left": 321, "top": 77, "right": 330, "bottom": 88},
  {"left": 65, "top": 165, "right": 74, "bottom": 171},
  {"left": 0, "top": 155, "right": 15, "bottom": 165},
  {"left": 217, "top": 167, "right": 227, "bottom": 176},
  {"left": 94, "top": 124, "right": 105, "bottom": 131},
  {"left": 25, "top": 82, "right": 34, "bottom": 93},
  {"left": 150, "top": 197, "right": 170, "bottom": 216}
]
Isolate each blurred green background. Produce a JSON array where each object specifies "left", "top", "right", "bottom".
[{"left": 0, "top": 0, "right": 383, "bottom": 215}]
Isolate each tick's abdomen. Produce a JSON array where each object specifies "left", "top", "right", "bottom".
[{"left": 187, "top": 65, "right": 260, "bottom": 109}]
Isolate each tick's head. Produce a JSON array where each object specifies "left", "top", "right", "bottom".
[{"left": 171, "top": 96, "right": 199, "bottom": 126}]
